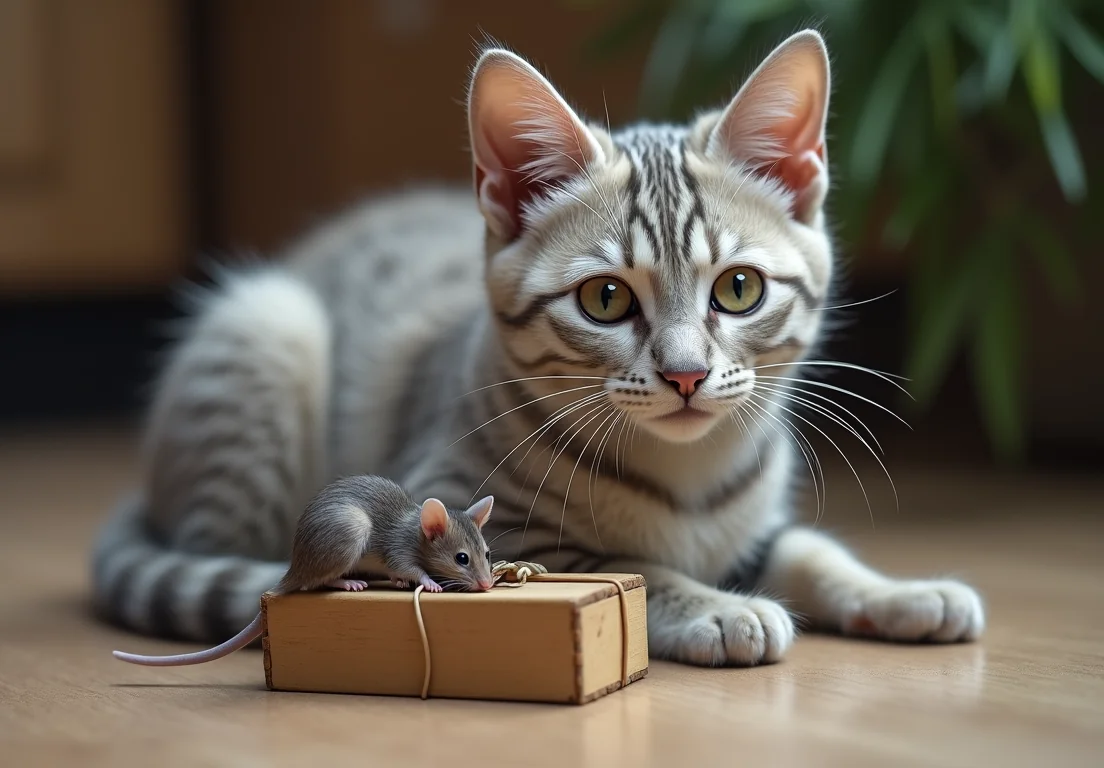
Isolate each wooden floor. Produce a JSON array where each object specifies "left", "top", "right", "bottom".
[{"left": 1, "top": 425, "right": 1102, "bottom": 767}]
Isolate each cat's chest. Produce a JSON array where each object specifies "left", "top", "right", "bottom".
[{"left": 597, "top": 448, "right": 793, "bottom": 581}]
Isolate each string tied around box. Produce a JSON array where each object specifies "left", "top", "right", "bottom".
[{"left": 410, "top": 560, "right": 633, "bottom": 699}]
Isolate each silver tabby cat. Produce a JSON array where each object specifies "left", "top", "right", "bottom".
[{"left": 92, "top": 31, "right": 984, "bottom": 665}]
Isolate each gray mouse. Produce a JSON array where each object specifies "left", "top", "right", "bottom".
[{"left": 112, "top": 475, "right": 495, "bottom": 666}]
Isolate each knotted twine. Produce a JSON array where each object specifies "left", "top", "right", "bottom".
[{"left": 410, "top": 560, "right": 632, "bottom": 699}]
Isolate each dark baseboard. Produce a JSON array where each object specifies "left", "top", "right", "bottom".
[{"left": 0, "top": 292, "right": 183, "bottom": 427}]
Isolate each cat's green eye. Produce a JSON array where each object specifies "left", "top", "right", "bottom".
[
  {"left": 711, "top": 267, "right": 764, "bottom": 315},
  {"left": 578, "top": 277, "right": 637, "bottom": 323}
]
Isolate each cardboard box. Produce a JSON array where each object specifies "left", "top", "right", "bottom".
[{"left": 261, "top": 574, "right": 648, "bottom": 705}]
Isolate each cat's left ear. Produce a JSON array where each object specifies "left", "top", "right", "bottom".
[
  {"left": 468, "top": 48, "right": 605, "bottom": 242},
  {"left": 465, "top": 496, "right": 494, "bottom": 529},
  {"left": 705, "top": 30, "right": 831, "bottom": 224}
]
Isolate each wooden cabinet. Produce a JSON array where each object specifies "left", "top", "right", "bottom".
[
  {"left": 0, "top": 0, "right": 189, "bottom": 297},
  {"left": 205, "top": 0, "right": 647, "bottom": 252}
]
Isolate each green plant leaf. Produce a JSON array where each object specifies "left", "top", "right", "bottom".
[
  {"left": 698, "top": 0, "right": 798, "bottom": 64},
  {"left": 882, "top": 166, "right": 947, "bottom": 249},
  {"left": 1023, "top": 26, "right": 1063, "bottom": 113},
  {"left": 972, "top": 254, "right": 1025, "bottom": 462},
  {"left": 1053, "top": 4, "right": 1104, "bottom": 85},
  {"left": 921, "top": 6, "right": 960, "bottom": 133},
  {"left": 636, "top": 0, "right": 715, "bottom": 118},
  {"left": 850, "top": 17, "right": 924, "bottom": 185},
  {"left": 953, "top": 2, "right": 1017, "bottom": 103},
  {"left": 1020, "top": 214, "right": 1082, "bottom": 303},
  {"left": 580, "top": 1, "right": 664, "bottom": 64},
  {"left": 1039, "top": 109, "right": 1088, "bottom": 201},
  {"left": 954, "top": 3, "right": 1001, "bottom": 52},
  {"left": 1022, "top": 27, "right": 1088, "bottom": 201},
  {"left": 904, "top": 232, "right": 989, "bottom": 407},
  {"left": 984, "top": 24, "right": 1019, "bottom": 100}
]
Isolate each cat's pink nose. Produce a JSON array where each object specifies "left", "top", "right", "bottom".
[{"left": 662, "top": 369, "right": 708, "bottom": 398}]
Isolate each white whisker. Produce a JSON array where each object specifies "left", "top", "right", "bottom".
[
  {"left": 588, "top": 410, "right": 624, "bottom": 530},
  {"left": 473, "top": 390, "right": 609, "bottom": 504},
  {"left": 749, "top": 391, "right": 879, "bottom": 528},
  {"left": 751, "top": 360, "right": 913, "bottom": 399},
  {"left": 560, "top": 405, "right": 619, "bottom": 551},
  {"left": 449, "top": 383, "right": 604, "bottom": 448},
  {"left": 804, "top": 289, "right": 898, "bottom": 313},
  {"left": 744, "top": 399, "right": 825, "bottom": 524},
  {"left": 458, "top": 375, "right": 611, "bottom": 399},
  {"left": 755, "top": 383, "right": 900, "bottom": 515},
  {"left": 755, "top": 374, "right": 911, "bottom": 429},
  {"left": 755, "top": 380, "right": 883, "bottom": 455},
  {"left": 522, "top": 400, "right": 611, "bottom": 553}
]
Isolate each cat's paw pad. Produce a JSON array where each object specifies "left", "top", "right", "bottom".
[
  {"left": 665, "top": 596, "right": 795, "bottom": 667},
  {"left": 849, "top": 580, "right": 984, "bottom": 642}
]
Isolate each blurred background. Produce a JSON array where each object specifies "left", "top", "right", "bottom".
[{"left": 2, "top": 0, "right": 1103, "bottom": 472}]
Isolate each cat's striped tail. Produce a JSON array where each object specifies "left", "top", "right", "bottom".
[{"left": 91, "top": 493, "right": 288, "bottom": 643}]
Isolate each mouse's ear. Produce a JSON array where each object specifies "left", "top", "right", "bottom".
[
  {"left": 419, "top": 498, "right": 449, "bottom": 540},
  {"left": 465, "top": 496, "right": 494, "bottom": 529}
]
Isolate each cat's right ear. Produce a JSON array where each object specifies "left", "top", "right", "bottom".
[{"left": 467, "top": 48, "right": 605, "bottom": 242}]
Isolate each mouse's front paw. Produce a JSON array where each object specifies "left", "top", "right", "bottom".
[
  {"left": 418, "top": 575, "right": 443, "bottom": 593},
  {"left": 846, "top": 579, "right": 984, "bottom": 643}
]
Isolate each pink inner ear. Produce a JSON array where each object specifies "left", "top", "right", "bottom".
[
  {"left": 706, "top": 31, "right": 830, "bottom": 222},
  {"left": 420, "top": 499, "right": 449, "bottom": 540},
  {"left": 467, "top": 496, "right": 494, "bottom": 528},
  {"left": 468, "top": 51, "right": 603, "bottom": 240}
]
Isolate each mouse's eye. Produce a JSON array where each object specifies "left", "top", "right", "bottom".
[
  {"left": 455, "top": 552, "right": 470, "bottom": 567},
  {"left": 485, "top": 550, "right": 491, "bottom": 562}
]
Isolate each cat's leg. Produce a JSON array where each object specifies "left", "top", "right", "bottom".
[
  {"left": 599, "top": 558, "right": 795, "bottom": 666},
  {"left": 759, "top": 527, "right": 985, "bottom": 642}
]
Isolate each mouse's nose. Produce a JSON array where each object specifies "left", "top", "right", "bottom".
[
  {"left": 477, "top": 576, "right": 493, "bottom": 591},
  {"left": 661, "top": 369, "right": 709, "bottom": 398}
]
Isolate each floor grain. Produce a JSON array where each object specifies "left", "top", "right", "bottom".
[{"left": 1, "top": 425, "right": 1101, "bottom": 767}]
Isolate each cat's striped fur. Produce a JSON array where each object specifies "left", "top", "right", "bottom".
[{"left": 92, "top": 31, "right": 984, "bottom": 664}]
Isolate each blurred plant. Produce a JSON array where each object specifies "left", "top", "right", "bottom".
[{"left": 574, "top": 0, "right": 1104, "bottom": 460}]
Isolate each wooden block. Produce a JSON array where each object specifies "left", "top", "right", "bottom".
[{"left": 261, "top": 574, "right": 648, "bottom": 705}]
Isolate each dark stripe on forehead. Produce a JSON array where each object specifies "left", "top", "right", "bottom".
[
  {"left": 616, "top": 127, "right": 709, "bottom": 269},
  {"left": 705, "top": 224, "right": 721, "bottom": 265},
  {"left": 679, "top": 140, "right": 707, "bottom": 263},
  {"left": 649, "top": 142, "right": 680, "bottom": 261},
  {"left": 620, "top": 155, "right": 655, "bottom": 268}
]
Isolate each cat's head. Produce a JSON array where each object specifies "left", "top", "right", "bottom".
[{"left": 467, "top": 31, "right": 833, "bottom": 444}]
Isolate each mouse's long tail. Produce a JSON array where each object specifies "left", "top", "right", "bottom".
[
  {"left": 92, "top": 493, "right": 288, "bottom": 644},
  {"left": 112, "top": 613, "right": 264, "bottom": 666}
]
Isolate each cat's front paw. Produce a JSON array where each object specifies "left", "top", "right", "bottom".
[
  {"left": 847, "top": 580, "right": 984, "bottom": 643},
  {"left": 654, "top": 594, "right": 795, "bottom": 667}
]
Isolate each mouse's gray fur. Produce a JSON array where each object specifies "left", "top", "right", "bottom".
[{"left": 278, "top": 474, "right": 494, "bottom": 593}]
